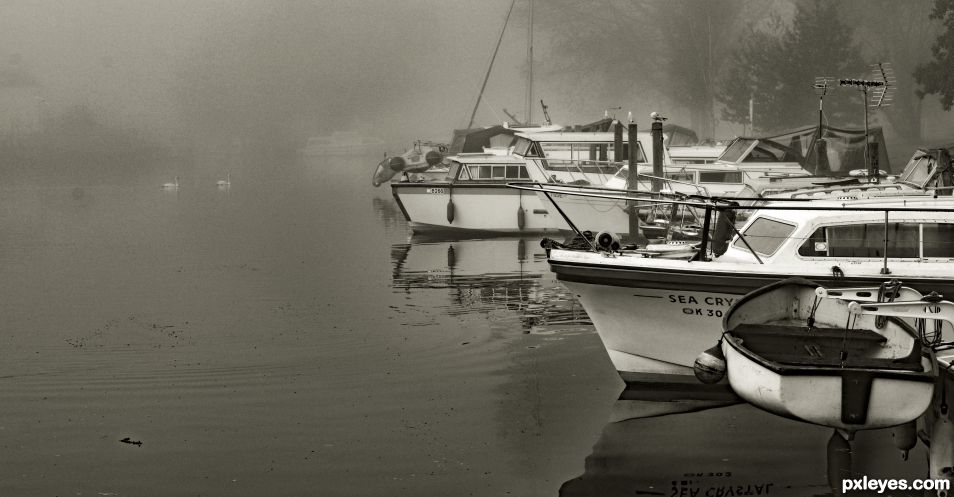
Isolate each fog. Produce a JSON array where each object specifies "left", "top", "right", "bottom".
[
  {"left": 0, "top": 1, "right": 536, "bottom": 155},
  {"left": 1, "top": 0, "right": 953, "bottom": 183}
]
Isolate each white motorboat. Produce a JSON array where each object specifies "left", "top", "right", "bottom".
[
  {"left": 715, "top": 278, "right": 935, "bottom": 432},
  {"left": 543, "top": 193, "right": 954, "bottom": 382},
  {"left": 390, "top": 129, "right": 668, "bottom": 233}
]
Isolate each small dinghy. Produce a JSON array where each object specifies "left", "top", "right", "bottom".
[{"left": 716, "top": 278, "right": 936, "bottom": 433}]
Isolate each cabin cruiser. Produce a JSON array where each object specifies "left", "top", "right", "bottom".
[
  {"left": 544, "top": 194, "right": 954, "bottom": 382},
  {"left": 529, "top": 137, "right": 816, "bottom": 238},
  {"left": 390, "top": 129, "right": 669, "bottom": 232},
  {"left": 525, "top": 142, "right": 954, "bottom": 240}
]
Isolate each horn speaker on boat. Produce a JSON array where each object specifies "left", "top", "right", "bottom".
[
  {"left": 388, "top": 156, "right": 407, "bottom": 172},
  {"left": 595, "top": 231, "right": 621, "bottom": 251},
  {"left": 425, "top": 150, "right": 443, "bottom": 166}
]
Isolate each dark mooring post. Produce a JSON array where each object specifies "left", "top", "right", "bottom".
[
  {"left": 627, "top": 122, "right": 639, "bottom": 242},
  {"left": 651, "top": 115, "right": 665, "bottom": 192},
  {"left": 614, "top": 121, "right": 623, "bottom": 163}
]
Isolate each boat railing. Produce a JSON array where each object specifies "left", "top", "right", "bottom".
[
  {"left": 510, "top": 182, "right": 954, "bottom": 269},
  {"left": 525, "top": 156, "right": 622, "bottom": 185}
]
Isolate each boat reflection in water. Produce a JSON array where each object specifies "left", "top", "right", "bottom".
[
  {"left": 391, "top": 234, "right": 590, "bottom": 333},
  {"left": 561, "top": 381, "right": 933, "bottom": 497}
]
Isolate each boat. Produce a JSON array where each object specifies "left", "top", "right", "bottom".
[
  {"left": 371, "top": 141, "right": 449, "bottom": 187},
  {"left": 390, "top": 129, "right": 669, "bottom": 233},
  {"left": 713, "top": 278, "right": 935, "bottom": 432},
  {"left": 301, "top": 131, "right": 385, "bottom": 156},
  {"left": 529, "top": 134, "right": 825, "bottom": 239},
  {"left": 540, "top": 192, "right": 954, "bottom": 383}
]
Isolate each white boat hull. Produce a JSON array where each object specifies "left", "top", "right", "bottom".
[
  {"left": 393, "top": 183, "right": 569, "bottom": 232},
  {"left": 722, "top": 340, "right": 934, "bottom": 431},
  {"left": 560, "top": 280, "right": 738, "bottom": 376}
]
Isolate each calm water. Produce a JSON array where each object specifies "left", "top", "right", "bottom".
[{"left": 0, "top": 154, "right": 932, "bottom": 496}]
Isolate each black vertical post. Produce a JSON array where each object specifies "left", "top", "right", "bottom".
[
  {"left": 613, "top": 121, "right": 623, "bottom": 163},
  {"left": 692, "top": 205, "right": 713, "bottom": 261},
  {"left": 627, "top": 122, "right": 639, "bottom": 242},
  {"left": 651, "top": 118, "right": 664, "bottom": 192}
]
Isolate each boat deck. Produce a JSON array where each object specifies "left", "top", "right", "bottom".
[{"left": 731, "top": 324, "right": 921, "bottom": 371}]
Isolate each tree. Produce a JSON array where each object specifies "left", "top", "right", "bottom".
[
  {"left": 915, "top": 0, "right": 954, "bottom": 110},
  {"left": 539, "top": 0, "right": 780, "bottom": 139},
  {"left": 844, "top": 0, "right": 936, "bottom": 152},
  {"left": 717, "top": 0, "right": 866, "bottom": 134}
]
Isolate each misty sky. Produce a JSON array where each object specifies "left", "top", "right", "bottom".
[
  {"left": 3, "top": 0, "right": 953, "bottom": 154},
  {"left": 0, "top": 0, "right": 542, "bottom": 146}
]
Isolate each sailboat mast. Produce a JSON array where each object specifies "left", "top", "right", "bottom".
[
  {"left": 466, "top": 0, "right": 516, "bottom": 129},
  {"left": 526, "top": 0, "right": 533, "bottom": 125}
]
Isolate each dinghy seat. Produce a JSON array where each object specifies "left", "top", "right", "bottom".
[{"left": 730, "top": 324, "right": 923, "bottom": 372}]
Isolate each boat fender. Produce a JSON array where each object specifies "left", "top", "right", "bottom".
[
  {"left": 517, "top": 206, "right": 526, "bottom": 230},
  {"left": 827, "top": 430, "right": 852, "bottom": 492},
  {"left": 595, "top": 231, "right": 621, "bottom": 252},
  {"left": 447, "top": 245, "right": 456, "bottom": 268},
  {"left": 892, "top": 421, "right": 918, "bottom": 460},
  {"left": 447, "top": 198, "right": 455, "bottom": 224},
  {"left": 692, "top": 343, "right": 726, "bottom": 384},
  {"left": 710, "top": 205, "right": 738, "bottom": 257}
]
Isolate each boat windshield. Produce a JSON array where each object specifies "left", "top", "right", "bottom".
[
  {"left": 897, "top": 153, "right": 935, "bottom": 187},
  {"left": 512, "top": 137, "right": 537, "bottom": 157},
  {"left": 732, "top": 217, "right": 796, "bottom": 256},
  {"left": 718, "top": 139, "right": 755, "bottom": 163}
]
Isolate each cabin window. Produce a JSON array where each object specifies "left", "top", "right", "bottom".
[
  {"left": 464, "top": 164, "right": 529, "bottom": 180},
  {"left": 665, "top": 172, "right": 694, "bottom": 183},
  {"left": 798, "top": 223, "right": 921, "bottom": 258},
  {"left": 922, "top": 223, "right": 954, "bottom": 257},
  {"left": 732, "top": 217, "right": 796, "bottom": 256},
  {"left": 506, "top": 165, "right": 530, "bottom": 179},
  {"left": 699, "top": 172, "right": 743, "bottom": 183}
]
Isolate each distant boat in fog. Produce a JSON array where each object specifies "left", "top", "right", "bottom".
[
  {"left": 161, "top": 176, "right": 179, "bottom": 190},
  {"left": 217, "top": 172, "right": 231, "bottom": 189},
  {"left": 301, "top": 131, "right": 385, "bottom": 156}
]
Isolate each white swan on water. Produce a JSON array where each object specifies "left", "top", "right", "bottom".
[
  {"left": 161, "top": 176, "right": 179, "bottom": 190},
  {"left": 216, "top": 172, "right": 231, "bottom": 188}
]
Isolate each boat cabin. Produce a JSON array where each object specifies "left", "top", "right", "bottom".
[
  {"left": 443, "top": 153, "right": 535, "bottom": 184},
  {"left": 512, "top": 131, "right": 669, "bottom": 183},
  {"left": 718, "top": 199, "right": 954, "bottom": 264}
]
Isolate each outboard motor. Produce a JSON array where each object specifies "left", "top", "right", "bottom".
[
  {"left": 595, "top": 231, "right": 621, "bottom": 252},
  {"left": 372, "top": 155, "right": 399, "bottom": 187}
]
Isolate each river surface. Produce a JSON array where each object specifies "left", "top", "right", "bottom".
[{"left": 0, "top": 153, "right": 934, "bottom": 496}]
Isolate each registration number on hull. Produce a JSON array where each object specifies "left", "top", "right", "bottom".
[{"left": 426, "top": 188, "right": 446, "bottom": 194}]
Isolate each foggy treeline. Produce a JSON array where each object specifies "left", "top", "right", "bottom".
[{"left": 0, "top": 0, "right": 950, "bottom": 184}]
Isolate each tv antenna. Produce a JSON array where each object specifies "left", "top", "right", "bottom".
[{"left": 839, "top": 63, "right": 895, "bottom": 183}]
